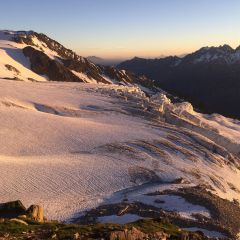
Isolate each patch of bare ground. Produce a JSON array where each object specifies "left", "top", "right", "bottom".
[
  {"left": 153, "top": 186, "right": 240, "bottom": 238},
  {"left": 76, "top": 196, "right": 231, "bottom": 238}
]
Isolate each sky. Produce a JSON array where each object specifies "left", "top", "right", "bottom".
[{"left": 1, "top": 0, "right": 240, "bottom": 59}]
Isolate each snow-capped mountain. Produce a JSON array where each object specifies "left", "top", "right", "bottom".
[
  {"left": 182, "top": 44, "right": 240, "bottom": 64},
  {"left": 1, "top": 30, "right": 240, "bottom": 239},
  {"left": 0, "top": 30, "right": 155, "bottom": 90},
  {"left": 118, "top": 45, "right": 240, "bottom": 119}
]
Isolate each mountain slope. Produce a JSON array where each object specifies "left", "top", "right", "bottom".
[
  {"left": 118, "top": 46, "right": 240, "bottom": 119},
  {"left": 0, "top": 31, "right": 47, "bottom": 81},
  {"left": 0, "top": 30, "right": 155, "bottom": 92}
]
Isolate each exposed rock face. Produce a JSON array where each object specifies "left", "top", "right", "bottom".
[
  {"left": 0, "top": 200, "right": 26, "bottom": 218},
  {"left": 27, "top": 205, "right": 44, "bottom": 222},
  {"left": 12, "top": 31, "right": 156, "bottom": 89},
  {"left": 103, "top": 66, "right": 155, "bottom": 89},
  {"left": 14, "top": 31, "right": 111, "bottom": 83},
  {"left": 62, "top": 58, "right": 110, "bottom": 84},
  {"left": 0, "top": 200, "right": 44, "bottom": 223},
  {"left": 5, "top": 64, "right": 20, "bottom": 75},
  {"left": 14, "top": 31, "right": 84, "bottom": 61},
  {"left": 23, "top": 46, "right": 83, "bottom": 82},
  {"left": 108, "top": 227, "right": 205, "bottom": 240}
]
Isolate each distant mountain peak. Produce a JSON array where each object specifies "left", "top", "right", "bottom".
[
  {"left": 219, "top": 44, "right": 233, "bottom": 51},
  {"left": 87, "top": 56, "right": 104, "bottom": 60},
  {"left": 235, "top": 45, "right": 240, "bottom": 51}
]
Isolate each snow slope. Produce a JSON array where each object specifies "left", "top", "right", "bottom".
[
  {"left": 0, "top": 31, "right": 48, "bottom": 81},
  {"left": 0, "top": 80, "right": 239, "bottom": 224}
]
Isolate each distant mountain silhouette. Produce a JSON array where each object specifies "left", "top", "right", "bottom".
[
  {"left": 118, "top": 45, "right": 240, "bottom": 119},
  {"left": 87, "top": 56, "right": 124, "bottom": 66}
]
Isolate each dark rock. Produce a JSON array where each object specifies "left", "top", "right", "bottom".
[
  {"left": 0, "top": 200, "right": 26, "bottom": 218},
  {"left": 5, "top": 64, "right": 20, "bottom": 75},
  {"left": 170, "top": 177, "right": 190, "bottom": 184},
  {"left": 14, "top": 31, "right": 157, "bottom": 91},
  {"left": 108, "top": 227, "right": 168, "bottom": 240},
  {"left": 23, "top": 46, "right": 83, "bottom": 82},
  {"left": 26, "top": 205, "right": 44, "bottom": 222}
]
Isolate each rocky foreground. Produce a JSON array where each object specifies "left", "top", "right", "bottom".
[{"left": 0, "top": 200, "right": 215, "bottom": 240}]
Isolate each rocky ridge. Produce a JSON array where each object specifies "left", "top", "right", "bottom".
[{"left": 3, "top": 30, "right": 155, "bottom": 90}]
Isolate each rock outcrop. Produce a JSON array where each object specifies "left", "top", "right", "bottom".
[
  {"left": 0, "top": 200, "right": 44, "bottom": 223},
  {"left": 108, "top": 227, "right": 205, "bottom": 240},
  {"left": 27, "top": 205, "right": 44, "bottom": 222},
  {"left": 0, "top": 200, "right": 26, "bottom": 218},
  {"left": 23, "top": 46, "right": 83, "bottom": 82},
  {"left": 9, "top": 30, "right": 157, "bottom": 89}
]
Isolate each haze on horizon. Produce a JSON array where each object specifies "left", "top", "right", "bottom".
[{"left": 1, "top": 0, "right": 240, "bottom": 60}]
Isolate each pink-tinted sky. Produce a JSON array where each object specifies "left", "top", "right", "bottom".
[{"left": 1, "top": 0, "right": 240, "bottom": 59}]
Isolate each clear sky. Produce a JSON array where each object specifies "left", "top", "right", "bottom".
[{"left": 1, "top": 0, "right": 240, "bottom": 59}]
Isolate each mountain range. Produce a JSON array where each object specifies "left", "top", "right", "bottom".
[{"left": 118, "top": 45, "right": 240, "bottom": 119}]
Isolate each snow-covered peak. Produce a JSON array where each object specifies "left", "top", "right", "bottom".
[
  {"left": 186, "top": 44, "right": 240, "bottom": 64},
  {"left": 0, "top": 30, "right": 48, "bottom": 81}
]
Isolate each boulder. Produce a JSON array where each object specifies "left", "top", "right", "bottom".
[
  {"left": 152, "top": 232, "right": 169, "bottom": 240},
  {"left": 73, "top": 232, "right": 80, "bottom": 239},
  {"left": 109, "top": 227, "right": 146, "bottom": 240},
  {"left": 0, "top": 200, "right": 26, "bottom": 218},
  {"left": 27, "top": 205, "right": 44, "bottom": 222}
]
